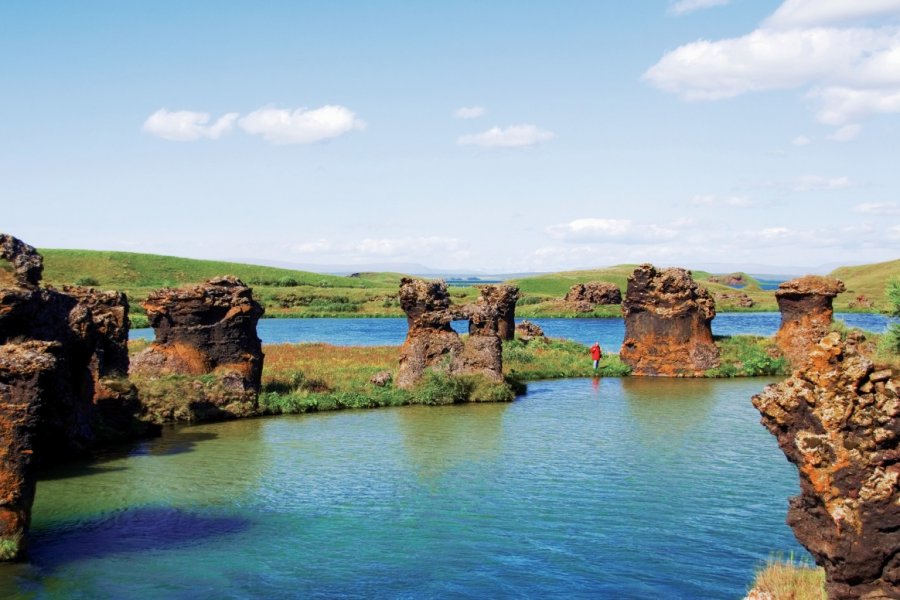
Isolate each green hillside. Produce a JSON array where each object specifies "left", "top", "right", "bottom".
[
  {"left": 830, "top": 259, "right": 900, "bottom": 312},
  {"left": 40, "top": 249, "right": 373, "bottom": 289},
  {"left": 34, "top": 249, "right": 895, "bottom": 324},
  {"left": 38, "top": 249, "right": 417, "bottom": 323}
]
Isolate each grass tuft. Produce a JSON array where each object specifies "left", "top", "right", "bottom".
[
  {"left": 0, "top": 532, "right": 22, "bottom": 561},
  {"left": 748, "top": 554, "right": 825, "bottom": 600}
]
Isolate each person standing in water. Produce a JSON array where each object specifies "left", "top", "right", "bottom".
[{"left": 590, "top": 341, "right": 602, "bottom": 370}]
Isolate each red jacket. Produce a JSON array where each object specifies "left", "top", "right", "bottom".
[{"left": 590, "top": 344, "right": 602, "bottom": 360}]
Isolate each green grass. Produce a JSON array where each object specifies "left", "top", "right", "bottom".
[
  {"left": 39, "top": 249, "right": 895, "bottom": 325},
  {"left": 708, "top": 335, "right": 789, "bottom": 377},
  {"left": 0, "top": 533, "right": 22, "bottom": 561},
  {"left": 40, "top": 249, "right": 373, "bottom": 289},
  {"left": 830, "top": 259, "right": 900, "bottom": 312},
  {"left": 748, "top": 555, "right": 825, "bottom": 600}
]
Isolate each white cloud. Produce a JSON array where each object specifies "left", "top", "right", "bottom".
[
  {"left": 812, "top": 86, "right": 900, "bottom": 125},
  {"left": 352, "top": 236, "right": 463, "bottom": 256},
  {"left": 238, "top": 105, "right": 366, "bottom": 144},
  {"left": 766, "top": 0, "right": 900, "bottom": 29},
  {"left": 454, "top": 106, "right": 486, "bottom": 119},
  {"left": 644, "top": 2, "right": 900, "bottom": 125},
  {"left": 458, "top": 124, "right": 555, "bottom": 148},
  {"left": 855, "top": 202, "right": 900, "bottom": 214},
  {"left": 792, "top": 135, "right": 812, "bottom": 146},
  {"left": 791, "top": 175, "right": 852, "bottom": 191},
  {"left": 546, "top": 218, "right": 684, "bottom": 244},
  {"left": 691, "top": 194, "right": 753, "bottom": 207},
  {"left": 291, "top": 240, "right": 333, "bottom": 254},
  {"left": 142, "top": 109, "right": 238, "bottom": 141},
  {"left": 668, "top": 0, "right": 731, "bottom": 16},
  {"left": 827, "top": 123, "right": 862, "bottom": 141}
]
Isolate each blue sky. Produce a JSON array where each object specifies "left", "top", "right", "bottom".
[{"left": 2, "top": 0, "right": 899, "bottom": 273}]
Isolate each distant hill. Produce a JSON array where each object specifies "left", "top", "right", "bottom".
[
  {"left": 830, "top": 259, "right": 900, "bottom": 311},
  {"left": 39, "top": 249, "right": 380, "bottom": 289},
  {"left": 35, "top": 249, "right": 896, "bottom": 321}
]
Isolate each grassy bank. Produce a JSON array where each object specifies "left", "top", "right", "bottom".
[
  {"left": 250, "top": 334, "right": 781, "bottom": 415},
  {"left": 129, "top": 333, "right": 791, "bottom": 420}
]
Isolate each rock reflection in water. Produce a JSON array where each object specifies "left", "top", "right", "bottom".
[{"left": 397, "top": 403, "right": 509, "bottom": 481}]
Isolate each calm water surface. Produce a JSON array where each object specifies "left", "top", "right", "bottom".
[
  {"left": 1, "top": 378, "right": 804, "bottom": 599},
  {"left": 133, "top": 312, "right": 895, "bottom": 349}
]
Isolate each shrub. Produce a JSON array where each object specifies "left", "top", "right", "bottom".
[
  {"left": 277, "top": 276, "right": 299, "bottom": 287},
  {"left": 748, "top": 554, "right": 825, "bottom": 600},
  {"left": 74, "top": 276, "right": 100, "bottom": 286},
  {"left": 714, "top": 336, "right": 789, "bottom": 377},
  {"left": 0, "top": 533, "right": 22, "bottom": 561}
]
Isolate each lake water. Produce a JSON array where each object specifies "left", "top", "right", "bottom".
[
  {"left": 1, "top": 377, "right": 803, "bottom": 599},
  {"left": 133, "top": 312, "right": 896, "bottom": 350}
]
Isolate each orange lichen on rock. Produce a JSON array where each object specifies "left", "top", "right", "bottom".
[
  {"left": 619, "top": 264, "right": 719, "bottom": 376},
  {"left": 752, "top": 332, "right": 900, "bottom": 600},
  {"left": 130, "top": 277, "right": 265, "bottom": 421},
  {"left": 774, "top": 275, "right": 845, "bottom": 368}
]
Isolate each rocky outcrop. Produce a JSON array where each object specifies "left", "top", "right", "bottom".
[
  {"left": 477, "top": 285, "right": 519, "bottom": 341},
  {"left": 715, "top": 291, "right": 754, "bottom": 308},
  {"left": 707, "top": 273, "right": 745, "bottom": 287},
  {"left": 130, "top": 277, "right": 264, "bottom": 420},
  {"left": 620, "top": 264, "right": 719, "bottom": 376},
  {"left": 397, "top": 278, "right": 505, "bottom": 388},
  {"left": 752, "top": 332, "right": 900, "bottom": 600},
  {"left": 0, "top": 234, "right": 42, "bottom": 287},
  {"left": 396, "top": 278, "right": 464, "bottom": 388},
  {"left": 515, "top": 320, "right": 545, "bottom": 343},
  {"left": 0, "top": 341, "right": 57, "bottom": 560},
  {"left": 1, "top": 233, "right": 153, "bottom": 561},
  {"left": 775, "top": 276, "right": 845, "bottom": 367},
  {"left": 452, "top": 300, "right": 503, "bottom": 382},
  {"left": 850, "top": 294, "right": 875, "bottom": 309},
  {"left": 564, "top": 282, "right": 622, "bottom": 312}
]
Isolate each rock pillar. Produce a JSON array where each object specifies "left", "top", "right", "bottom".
[
  {"left": 396, "top": 278, "right": 463, "bottom": 388},
  {"left": 775, "top": 276, "right": 845, "bottom": 367},
  {"left": 752, "top": 333, "right": 900, "bottom": 600},
  {"left": 620, "top": 264, "right": 719, "bottom": 376}
]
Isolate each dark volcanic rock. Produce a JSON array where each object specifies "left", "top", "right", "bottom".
[
  {"left": 396, "top": 278, "right": 463, "bottom": 388},
  {"left": 0, "top": 234, "right": 42, "bottom": 287},
  {"left": 397, "top": 278, "right": 505, "bottom": 387},
  {"left": 477, "top": 285, "right": 519, "bottom": 341},
  {"left": 752, "top": 333, "right": 900, "bottom": 600},
  {"left": 564, "top": 282, "right": 622, "bottom": 308},
  {"left": 775, "top": 276, "right": 845, "bottom": 367},
  {"left": 0, "top": 233, "right": 153, "bottom": 562},
  {"left": 619, "top": 264, "right": 719, "bottom": 376},
  {"left": 130, "top": 277, "right": 265, "bottom": 418},
  {"left": 515, "top": 320, "right": 545, "bottom": 343},
  {"left": 0, "top": 341, "right": 58, "bottom": 560},
  {"left": 453, "top": 301, "right": 503, "bottom": 381}
]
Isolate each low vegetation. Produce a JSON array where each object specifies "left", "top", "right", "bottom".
[
  {"left": 747, "top": 555, "right": 825, "bottom": 600},
  {"left": 40, "top": 249, "right": 897, "bottom": 328},
  {"left": 708, "top": 336, "right": 790, "bottom": 378},
  {"left": 0, "top": 533, "right": 21, "bottom": 561}
]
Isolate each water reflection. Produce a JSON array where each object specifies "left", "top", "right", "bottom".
[
  {"left": 32, "top": 419, "right": 269, "bottom": 528},
  {"left": 621, "top": 377, "right": 717, "bottom": 449},
  {"left": 397, "top": 404, "right": 509, "bottom": 480}
]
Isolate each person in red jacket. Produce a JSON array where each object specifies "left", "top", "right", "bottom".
[{"left": 590, "top": 341, "right": 602, "bottom": 370}]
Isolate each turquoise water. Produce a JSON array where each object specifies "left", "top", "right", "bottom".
[
  {"left": 1, "top": 377, "right": 804, "bottom": 599},
  {"left": 132, "top": 312, "right": 896, "bottom": 349}
]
